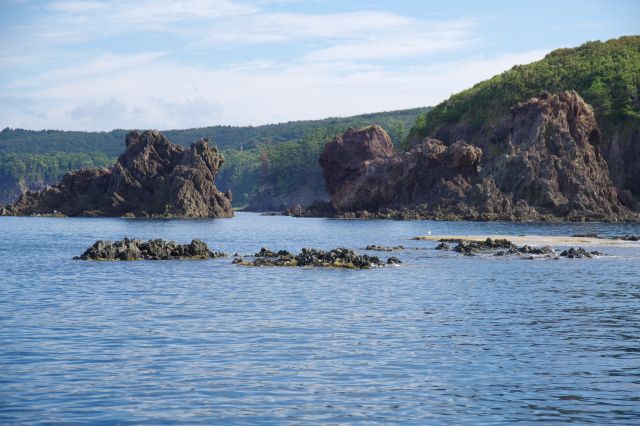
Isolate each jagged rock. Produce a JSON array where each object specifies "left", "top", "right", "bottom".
[
  {"left": 518, "top": 245, "right": 554, "bottom": 255},
  {"left": 2, "top": 130, "right": 233, "bottom": 218},
  {"left": 254, "top": 247, "right": 292, "bottom": 257},
  {"left": 434, "top": 242, "right": 450, "bottom": 250},
  {"left": 74, "top": 238, "right": 226, "bottom": 260},
  {"left": 611, "top": 235, "right": 640, "bottom": 241},
  {"left": 235, "top": 247, "right": 394, "bottom": 269},
  {"left": 386, "top": 256, "right": 402, "bottom": 265},
  {"left": 364, "top": 245, "right": 404, "bottom": 251},
  {"left": 571, "top": 233, "right": 640, "bottom": 241},
  {"left": 453, "top": 238, "right": 516, "bottom": 255},
  {"left": 559, "top": 247, "right": 594, "bottom": 258},
  {"left": 318, "top": 92, "right": 634, "bottom": 221}
]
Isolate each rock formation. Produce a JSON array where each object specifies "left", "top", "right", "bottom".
[
  {"left": 2, "top": 130, "right": 233, "bottom": 218},
  {"left": 75, "top": 238, "right": 226, "bottom": 260},
  {"left": 232, "top": 247, "right": 396, "bottom": 269},
  {"left": 318, "top": 92, "right": 635, "bottom": 221}
]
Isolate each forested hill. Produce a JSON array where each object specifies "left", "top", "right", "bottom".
[
  {"left": 0, "top": 107, "right": 429, "bottom": 206},
  {"left": 1, "top": 108, "right": 426, "bottom": 155},
  {"left": 406, "top": 35, "right": 640, "bottom": 199}
]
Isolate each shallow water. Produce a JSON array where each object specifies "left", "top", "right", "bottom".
[{"left": 1, "top": 213, "right": 639, "bottom": 424}]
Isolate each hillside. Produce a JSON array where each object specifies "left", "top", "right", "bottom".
[
  {"left": 0, "top": 107, "right": 429, "bottom": 206},
  {"left": 406, "top": 35, "right": 640, "bottom": 200}
]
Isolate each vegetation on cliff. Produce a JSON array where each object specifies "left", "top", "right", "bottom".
[{"left": 407, "top": 36, "right": 640, "bottom": 146}]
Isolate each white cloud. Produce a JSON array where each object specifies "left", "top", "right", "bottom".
[
  {"left": 0, "top": 0, "right": 553, "bottom": 130},
  {"left": 1, "top": 48, "right": 548, "bottom": 131}
]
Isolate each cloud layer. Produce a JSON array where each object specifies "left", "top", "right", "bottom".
[{"left": 0, "top": 0, "right": 580, "bottom": 130}]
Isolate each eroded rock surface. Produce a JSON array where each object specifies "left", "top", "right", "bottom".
[
  {"left": 2, "top": 130, "right": 233, "bottom": 218},
  {"left": 233, "top": 247, "right": 396, "bottom": 269},
  {"left": 75, "top": 238, "right": 226, "bottom": 260},
  {"left": 319, "top": 92, "right": 634, "bottom": 221}
]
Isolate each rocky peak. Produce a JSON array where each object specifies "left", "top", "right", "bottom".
[
  {"left": 2, "top": 130, "right": 233, "bottom": 218},
  {"left": 318, "top": 92, "right": 634, "bottom": 221},
  {"left": 319, "top": 125, "right": 394, "bottom": 195}
]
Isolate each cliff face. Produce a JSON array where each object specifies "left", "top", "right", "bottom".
[
  {"left": 320, "top": 92, "right": 634, "bottom": 221},
  {"left": 2, "top": 130, "right": 233, "bottom": 218}
]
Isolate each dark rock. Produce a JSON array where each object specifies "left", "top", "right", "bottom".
[
  {"left": 434, "top": 242, "right": 450, "bottom": 250},
  {"left": 610, "top": 235, "right": 640, "bottom": 241},
  {"left": 364, "top": 245, "right": 404, "bottom": 251},
  {"left": 572, "top": 233, "right": 599, "bottom": 238},
  {"left": 494, "top": 247, "right": 521, "bottom": 256},
  {"left": 74, "top": 238, "right": 226, "bottom": 260},
  {"left": 559, "top": 247, "right": 593, "bottom": 258},
  {"left": 318, "top": 92, "right": 635, "bottom": 221},
  {"left": 2, "top": 130, "right": 233, "bottom": 218},
  {"left": 518, "top": 245, "right": 554, "bottom": 255},
  {"left": 235, "top": 247, "right": 390, "bottom": 269},
  {"left": 453, "top": 238, "right": 516, "bottom": 255},
  {"left": 255, "top": 247, "right": 291, "bottom": 257},
  {"left": 386, "top": 256, "right": 402, "bottom": 265}
]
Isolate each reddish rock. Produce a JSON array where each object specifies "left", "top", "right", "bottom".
[
  {"left": 319, "top": 92, "right": 634, "bottom": 221},
  {"left": 2, "top": 130, "right": 233, "bottom": 218}
]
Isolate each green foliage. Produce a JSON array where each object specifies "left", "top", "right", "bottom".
[
  {"left": 406, "top": 36, "right": 640, "bottom": 147},
  {"left": 0, "top": 107, "right": 428, "bottom": 206},
  {"left": 0, "top": 152, "right": 115, "bottom": 203}
]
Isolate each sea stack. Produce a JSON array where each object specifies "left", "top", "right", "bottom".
[
  {"left": 2, "top": 130, "right": 233, "bottom": 218},
  {"left": 319, "top": 92, "right": 633, "bottom": 221}
]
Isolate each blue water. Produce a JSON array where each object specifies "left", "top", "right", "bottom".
[{"left": 1, "top": 213, "right": 639, "bottom": 424}]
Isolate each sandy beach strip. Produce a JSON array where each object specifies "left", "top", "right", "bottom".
[{"left": 413, "top": 235, "right": 640, "bottom": 247}]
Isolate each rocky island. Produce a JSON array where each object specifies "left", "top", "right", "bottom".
[
  {"left": 0, "top": 130, "right": 233, "bottom": 218},
  {"left": 313, "top": 91, "right": 637, "bottom": 222},
  {"left": 75, "top": 238, "right": 227, "bottom": 260}
]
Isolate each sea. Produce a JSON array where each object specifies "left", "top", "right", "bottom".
[{"left": 1, "top": 212, "right": 639, "bottom": 424}]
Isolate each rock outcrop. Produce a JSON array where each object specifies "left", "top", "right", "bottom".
[
  {"left": 75, "top": 238, "right": 227, "bottom": 260},
  {"left": 2, "top": 130, "right": 233, "bottom": 218},
  {"left": 319, "top": 92, "right": 635, "bottom": 221},
  {"left": 233, "top": 247, "right": 395, "bottom": 269}
]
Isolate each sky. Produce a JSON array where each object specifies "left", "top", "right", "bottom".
[{"left": 0, "top": 0, "right": 638, "bottom": 131}]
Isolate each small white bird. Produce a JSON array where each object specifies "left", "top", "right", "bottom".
[{"left": 427, "top": 230, "right": 432, "bottom": 236}]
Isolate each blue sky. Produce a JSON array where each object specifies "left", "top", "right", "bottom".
[{"left": 0, "top": 0, "right": 638, "bottom": 131}]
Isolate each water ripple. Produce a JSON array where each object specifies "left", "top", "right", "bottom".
[{"left": 1, "top": 214, "right": 639, "bottom": 424}]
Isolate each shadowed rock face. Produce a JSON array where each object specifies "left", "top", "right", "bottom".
[
  {"left": 2, "top": 130, "right": 233, "bottom": 218},
  {"left": 319, "top": 92, "right": 634, "bottom": 221}
]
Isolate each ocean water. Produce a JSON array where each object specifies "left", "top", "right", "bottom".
[{"left": 1, "top": 212, "right": 639, "bottom": 424}]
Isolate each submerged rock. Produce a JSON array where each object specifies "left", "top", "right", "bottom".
[
  {"left": 434, "top": 242, "right": 450, "bottom": 250},
  {"left": 317, "top": 92, "right": 635, "bottom": 221},
  {"left": 235, "top": 247, "right": 396, "bottom": 269},
  {"left": 75, "top": 238, "right": 226, "bottom": 260},
  {"left": 2, "top": 130, "right": 233, "bottom": 218}
]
